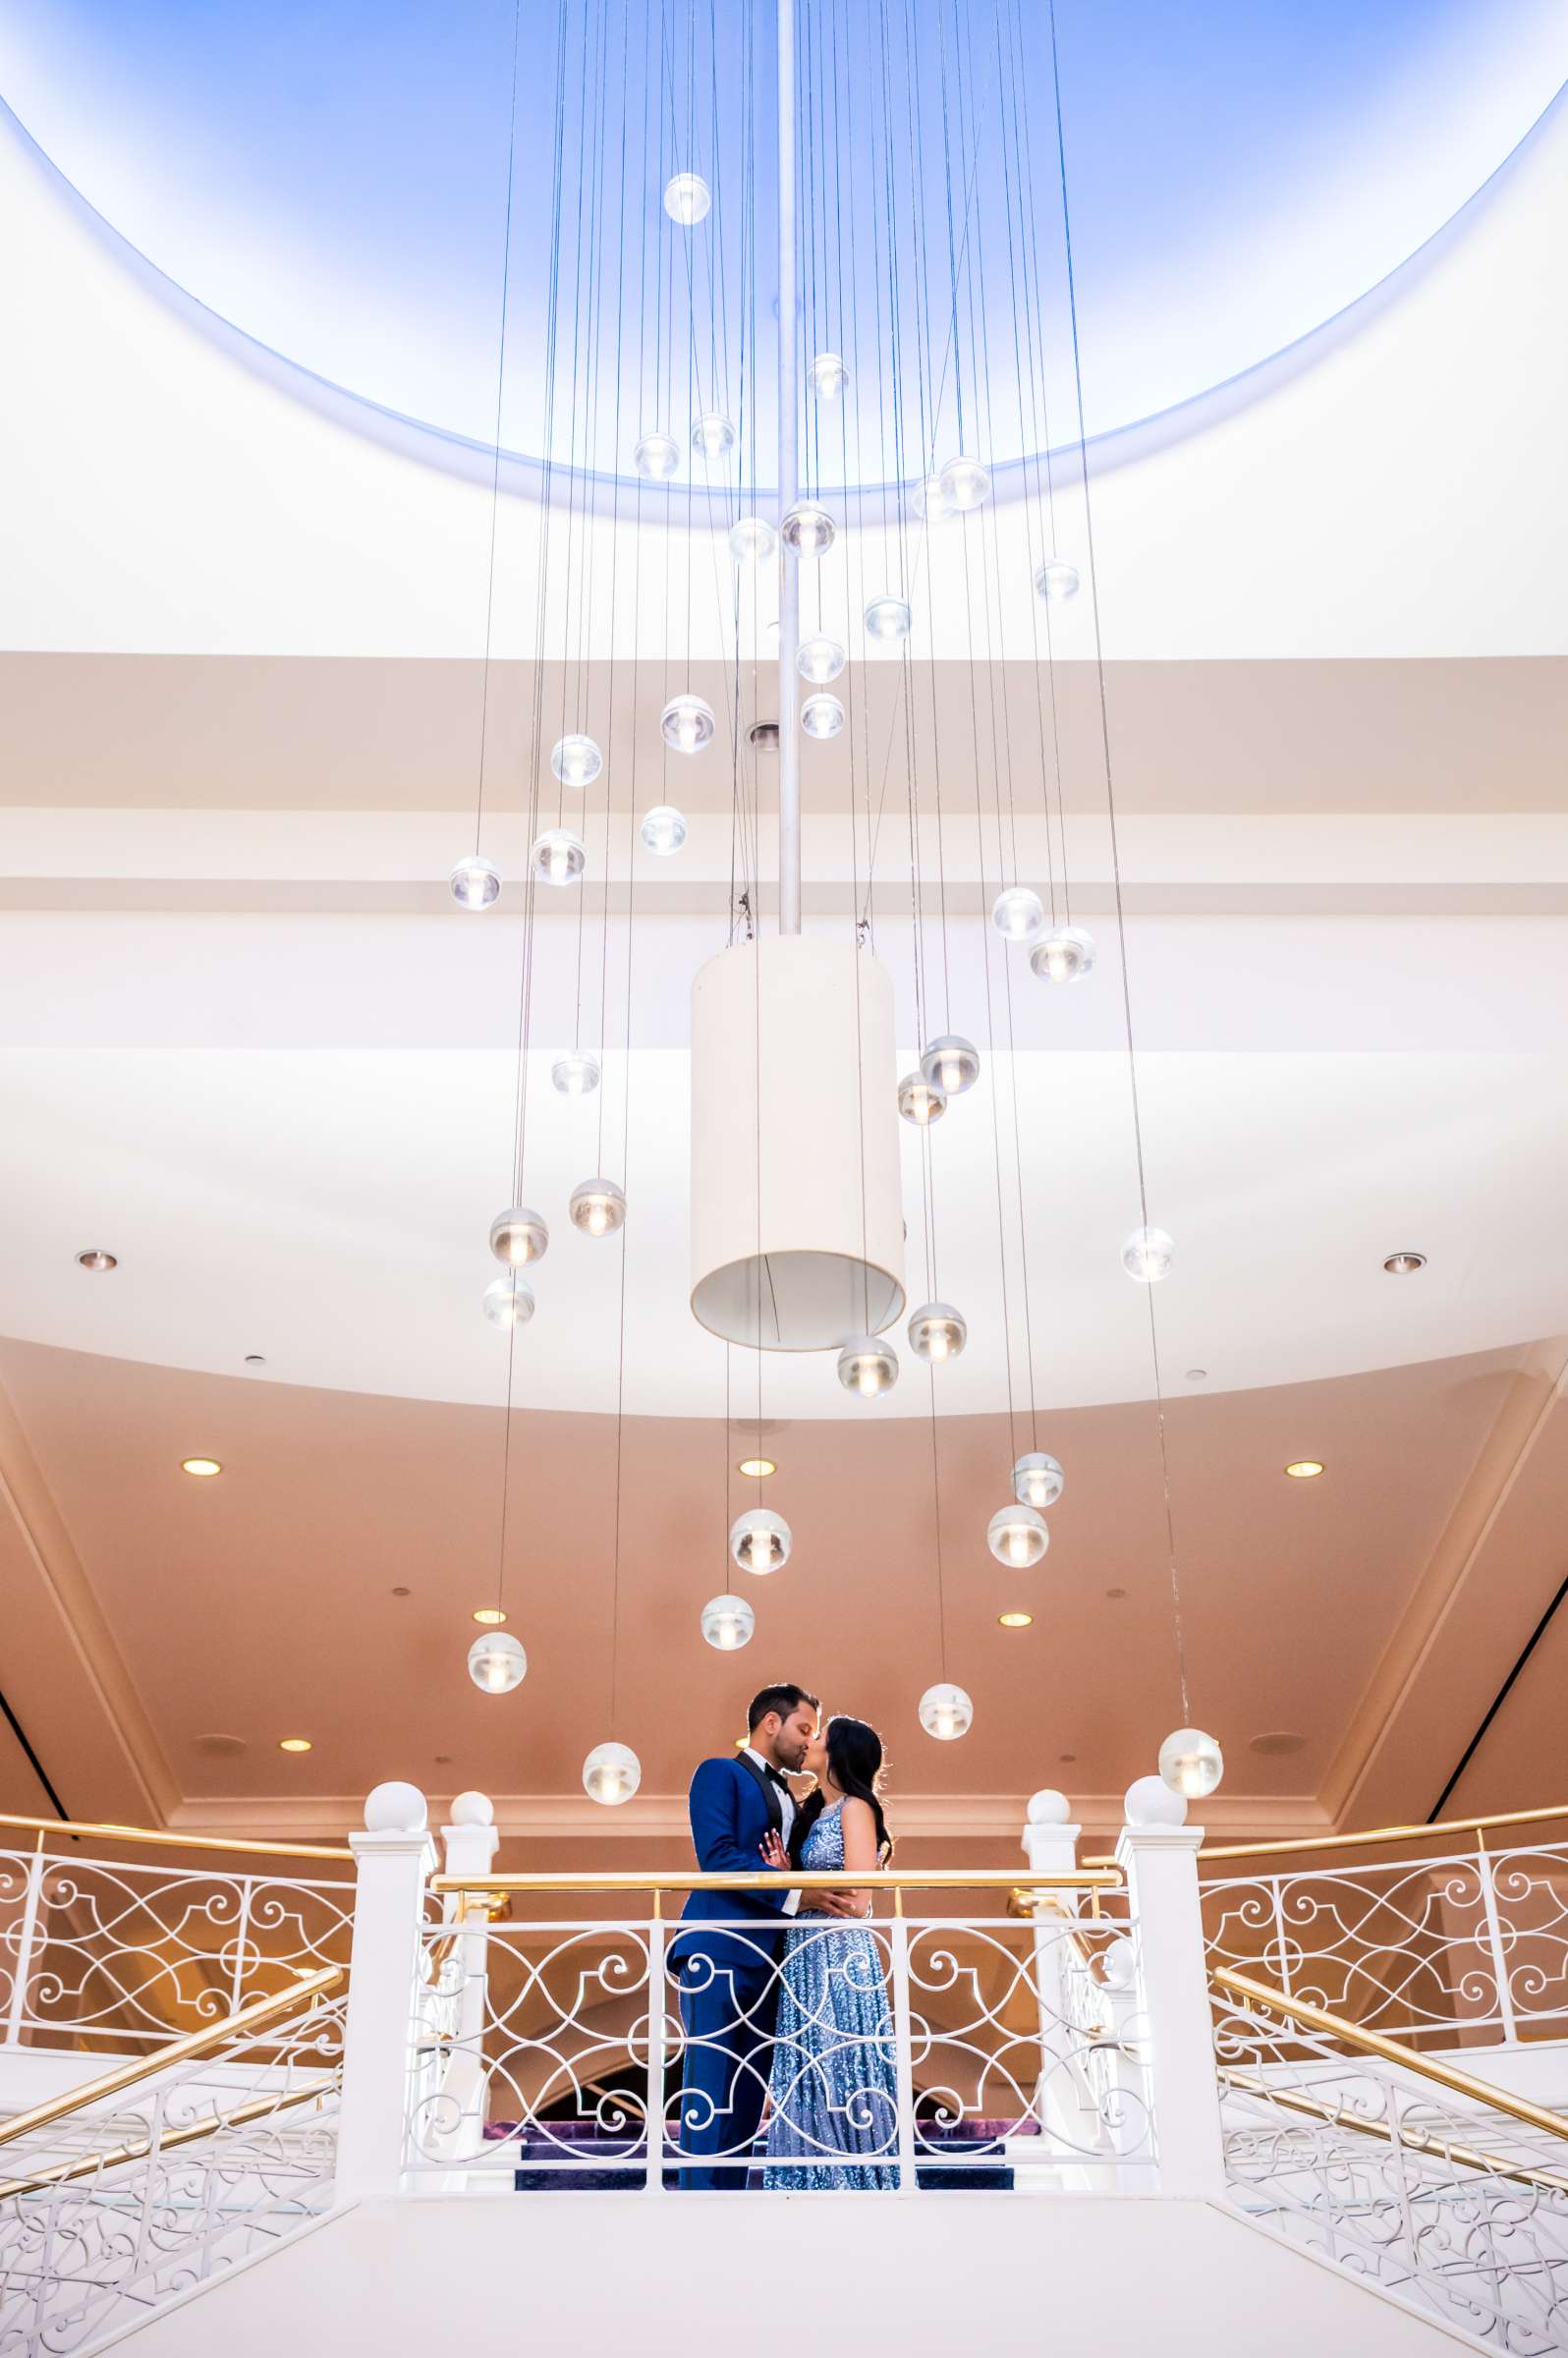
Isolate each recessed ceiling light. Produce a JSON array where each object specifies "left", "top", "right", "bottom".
[
  {"left": 434, "top": 1754, "right": 453, "bottom": 1766},
  {"left": 244, "top": 1353, "right": 266, "bottom": 1369},
  {"left": 1284, "top": 1460, "right": 1324, "bottom": 1479},
  {"left": 1185, "top": 1368, "right": 1207, "bottom": 1381},
  {"left": 181, "top": 1457, "right": 222, "bottom": 1479},
  {"left": 76, "top": 1249, "right": 117, "bottom": 1272},
  {"left": 1383, "top": 1251, "right": 1427, "bottom": 1275},
  {"left": 1058, "top": 1751, "right": 1077, "bottom": 1764},
  {"left": 1105, "top": 1586, "right": 1127, "bottom": 1600},
  {"left": 472, "top": 1605, "right": 509, "bottom": 1626},
  {"left": 391, "top": 1585, "right": 411, "bottom": 1598},
  {"left": 749, "top": 721, "right": 780, "bottom": 752},
  {"left": 1250, "top": 1731, "right": 1307, "bottom": 1757},
  {"left": 737, "top": 1456, "right": 777, "bottom": 1479},
  {"left": 278, "top": 1737, "right": 312, "bottom": 1754},
  {"left": 997, "top": 1611, "right": 1034, "bottom": 1629}
]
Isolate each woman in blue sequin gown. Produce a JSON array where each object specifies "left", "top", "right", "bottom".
[{"left": 760, "top": 1714, "right": 898, "bottom": 2190}]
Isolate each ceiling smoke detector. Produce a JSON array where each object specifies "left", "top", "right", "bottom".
[{"left": 749, "top": 721, "right": 780, "bottom": 752}]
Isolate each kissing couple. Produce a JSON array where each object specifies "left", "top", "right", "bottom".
[{"left": 671, "top": 1681, "right": 898, "bottom": 2191}]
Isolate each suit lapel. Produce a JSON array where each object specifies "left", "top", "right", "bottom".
[{"left": 734, "top": 1749, "right": 783, "bottom": 1835}]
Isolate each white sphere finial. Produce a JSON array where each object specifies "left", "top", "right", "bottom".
[
  {"left": 1026, "top": 1788, "right": 1071, "bottom": 1825},
  {"left": 1125, "top": 1772, "right": 1187, "bottom": 1828},
  {"left": 449, "top": 1790, "right": 495, "bottom": 1828},
  {"left": 364, "top": 1780, "right": 428, "bottom": 1834}
]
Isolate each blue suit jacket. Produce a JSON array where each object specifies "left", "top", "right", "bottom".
[{"left": 669, "top": 1754, "right": 793, "bottom": 1972}]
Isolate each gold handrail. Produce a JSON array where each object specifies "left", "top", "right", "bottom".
[
  {"left": 1211, "top": 1966, "right": 1568, "bottom": 2147},
  {"left": 0, "top": 1811, "right": 354, "bottom": 1865},
  {"left": 0, "top": 2077, "right": 336, "bottom": 2204},
  {"left": 1218, "top": 2067, "right": 1568, "bottom": 2196},
  {"left": 1083, "top": 1800, "right": 1568, "bottom": 1873},
  {"left": 430, "top": 1867, "right": 1123, "bottom": 1896},
  {"left": 0, "top": 1966, "right": 343, "bottom": 2155}
]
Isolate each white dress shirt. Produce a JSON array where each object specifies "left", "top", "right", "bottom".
[{"left": 743, "top": 1746, "right": 803, "bottom": 1916}]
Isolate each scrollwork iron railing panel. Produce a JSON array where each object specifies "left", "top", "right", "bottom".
[
  {"left": 1201, "top": 1841, "right": 1568, "bottom": 2051},
  {"left": 0, "top": 1990, "right": 343, "bottom": 2356},
  {"left": 404, "top": 1905, "right": 1152, "bottom": 2191},
  {"left": 1213, "top": 1990, "right": 1568, "bottom": 2353},
  {"left": 0, "top": 1845, "right": 356, "bottom": 2052}
]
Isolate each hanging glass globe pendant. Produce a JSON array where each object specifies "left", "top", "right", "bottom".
[
  {"left": 1032, "top": 925, "right": 1096, "bottom": 983},
  {"left": 640, "top": 805, "right": 688, "bottom": 856},
  {"left": 568, "top": 1178, "right": 626, "bottom": 1238},
  {"left": 897, "top": 1071, "right": 947, "bottom": 1126},
  {"left": 700, "top": 1593, "right": 756, "bottom": 1652},
  {"left": 729, "top": 1507, "right": 792, "bottom": 1575},
  {"left": 532, "top": 828, "right": 586, "bottom": 887},
  {"left": 692, "top": 411, "right": 737, "bottom": 457},
  {"left": 800, "top": 693, "right": 845, "bottom": 741},
  {"left": 1158, "top": 1727, "right": 1224, "bottom": 1800},
  {"left": 551, "top": 734, "right": 602, "bottom": 790},
  {"left": 584, "top": 1741, "right": 643, "bottom": 1805},
  {"left": 919, "top": 1682, "right": 974, "bottom": 1741},
  {"left": 780, "top": 503, "right": 836, "bottom": 558},
  {"left": 490, "top": 1207, "right": 549, "bottom": 1266},
  {"left": 660, "top": 693, "right": 716, "bottom": 754},
  {"left": 987, "top": 1502, "right": 1049, "bottom": 1568},
  {"left": 449, "top": 855, "right": 501, "bottom": 911},
  {"left": 481, "top": 1273, "right": 535, "bottom": 1329},
  {"left": 551, "top": 1051, "right": 601, "bottom": 1097},
  {"left": 913, "top": 474, "right": 953, "bottom": 525},
  {"left": 467, "top": 1629, "right": 528, "bottom": 1694},
  {"left": 837, "top": 1334, "right": 899, "bottom": 1397},
  {"left": 729, "top": 517, "right": 776, "bottom": 563},
  {"left": 1122, "top": 1226, "right": 1174, "bottom": 1283},
  {"left": 908, "top": 1303, "right": 967, "bottom": 1363},
  {"left": 809, "top": 351, "right": 849, "bottom": 400},
  {"left": 1035, "top": 556, "right": 1080, "bottom": 603},
  {"left": 797, "top": 636, "right": 845, "bottom": 685},
  {"left": 663, "top": 171, "right": 711, "bottom": 226},
  {"left": 634, "top": 430, "right": 680, "bottom": 479},
  {"left": 920, "top": 1036, "right": 980, "bottom": 1095},
  {"left": 991, "top": 886, "right": 1045, "bottom": 944},
  {"left": 864, "top": 596, "right": 913, "bottom": 646},
  {"left": 938, "top": 455, "right": 989, "bottom": 512},
  {"left": 1013, "top": 1451, "right": 1064, "bottom": 1510}
]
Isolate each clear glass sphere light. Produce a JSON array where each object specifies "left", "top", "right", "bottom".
[
  {"left": 1122, "top": 1226, "right": 1174, "bottom": 1284},
  {"left": 729, "top": 1507, "right": 792, "bottom": 1576},
  {"left": 780, "top": 503, "right": 836, "bottom": 558},
  {"left": 692, "top": 411, "right": 736, "bottom": 457},
  {"left": 987, "top": 1502, "right": 1050, "bottom": 1568},
  {"left": 920, "top": 1682, "right": 974, "bottom": 1742},
  {"left": 913, "top": 474, "right": 953, "bottom": 525},
  {"left": 568, "top": 1177, "right": 626, "bottom": 1238},
  {"left": 489, "top": 1207, "right": 549, "bottom": 1266},
  {"left": 1159, "top": 1727, "right": 1224, "bottom": 1801},
  {"left": 921, "top": 1035, "right": 980, "bottom": 1095},
  {"left": 532, "top": 828, "right": 586, "bottom": 888},
  {"left": 449, "top": 855, "right": 501, "bottom": 912},
  {"left": 640, "top": 805, "right": 688, "bottom": 856},
  {"left": 663, "top": 172, "right": 711, "bottom": 226},
  {"left": 809, "top": 351, "right": 849, "bottom": 400},
  {"left": 468, "top": 1629, "right": 528, "bottom": 1695},
  {"left": 897, "top": 1071, "right": 947, "bottom": 1126},
  {"left": 837, "top": 1334, "right": 899, "bottom": 1398},
  {"left": 551, "top": 734, "right": 602, "bottom": 790},
  {"left": 729, "top": 517, "right": 776, "bottom": 563},
  {"left": 800, "top": 693, "right": 845, "bottom": 741},
  {"left": 908, "top": 1302, "right": 967, "bottom": 1363},
  {"left": 1032, "top": 925, "right": 1096, "bottom": 984},
  {"left": 634, "top": 431, "right": 680, "bottom": 480},
  {"left": 660, "top": 693, "right": 716, "bottom": 754},
  {"left": 991, "top": 885, "right": 1045, "bottom": 944},
  {"left": 938, "top": 455, "right": 989, "bottom": 512},
  {"left": 1035, "top": 557, "right": 1080, "bottom": 603},
  {"left": 584, "top": 1741, "right": 643, "bottom": 1805},
  {"left": 1013, "top": 1451, "right": 1064, "bottom": 1511},
  {"left": 797, "top": 636, "right": 846, "bottom": 685},
  {"left": 551, "top": 1051, "right": 601, "bottom": 1097},
  {"left": 700, "top": 1593, "right": 756, "bottom": 1652},
  {"left": 865, "top": 596, "right": 913, "bottom": 646},
  {"left": 481, "top": 1272, "right": 535, "bottom": 1330}
]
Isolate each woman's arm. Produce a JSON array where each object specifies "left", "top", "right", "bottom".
[{"left": 839, "top": 1797, "right": 880, "bottom": 1916}]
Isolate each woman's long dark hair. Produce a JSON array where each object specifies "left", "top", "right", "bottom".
[{"left": 792, "top": 1714, "right": 893, "bottom": 1863}]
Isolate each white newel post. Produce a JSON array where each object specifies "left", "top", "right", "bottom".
[
  {"left": 435, "top": 1791, "right": 500, "bottom": 2170},
  {"left": 1115, "top": 1775, "right": 1226, "bottom": 2200},
  {"left": 1010, "top": 1789, "right": 1085, "bottom": 2185},
  {"left": 336, "top": 1781, "right": 438, "bottom": 2203}
]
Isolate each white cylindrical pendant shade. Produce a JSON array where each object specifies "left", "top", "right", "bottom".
[{"left": 691, "top": 936, "right": 906, "bottom": 1349}]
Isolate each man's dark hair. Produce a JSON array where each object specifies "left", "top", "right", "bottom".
[{"left": 747, "top": 1682, "right": 819, "bottom": 1733}]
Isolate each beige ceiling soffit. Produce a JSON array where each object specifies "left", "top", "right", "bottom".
[
  {"left": 1321, "top": 1341, "right": 1568, "bottom": 1829},
  {"left": 0, "top": 1376, "right": 179, "bottom": 1825}
]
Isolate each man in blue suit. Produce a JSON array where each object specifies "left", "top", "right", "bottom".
[{"left": 671, "top": 1681, "right": 854, "bottom": 2189}]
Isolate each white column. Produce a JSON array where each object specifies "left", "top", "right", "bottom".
[
  {"left": 433, "top": 1791, "right": 500, "bottom": 2171},
  {"left": 1014, "top": 1789, "right": 1089, "bottom": 2185},
  {"left": 1114, "top": 1774, "right": 1226, "bottom": 2201},
  {"left": 335, "top": 1781, "right": 438, "bottom": 2204}
]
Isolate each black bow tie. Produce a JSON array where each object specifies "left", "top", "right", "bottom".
[{"left": 761, "top": 1763, "right": 790, "bottom": 1790}]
